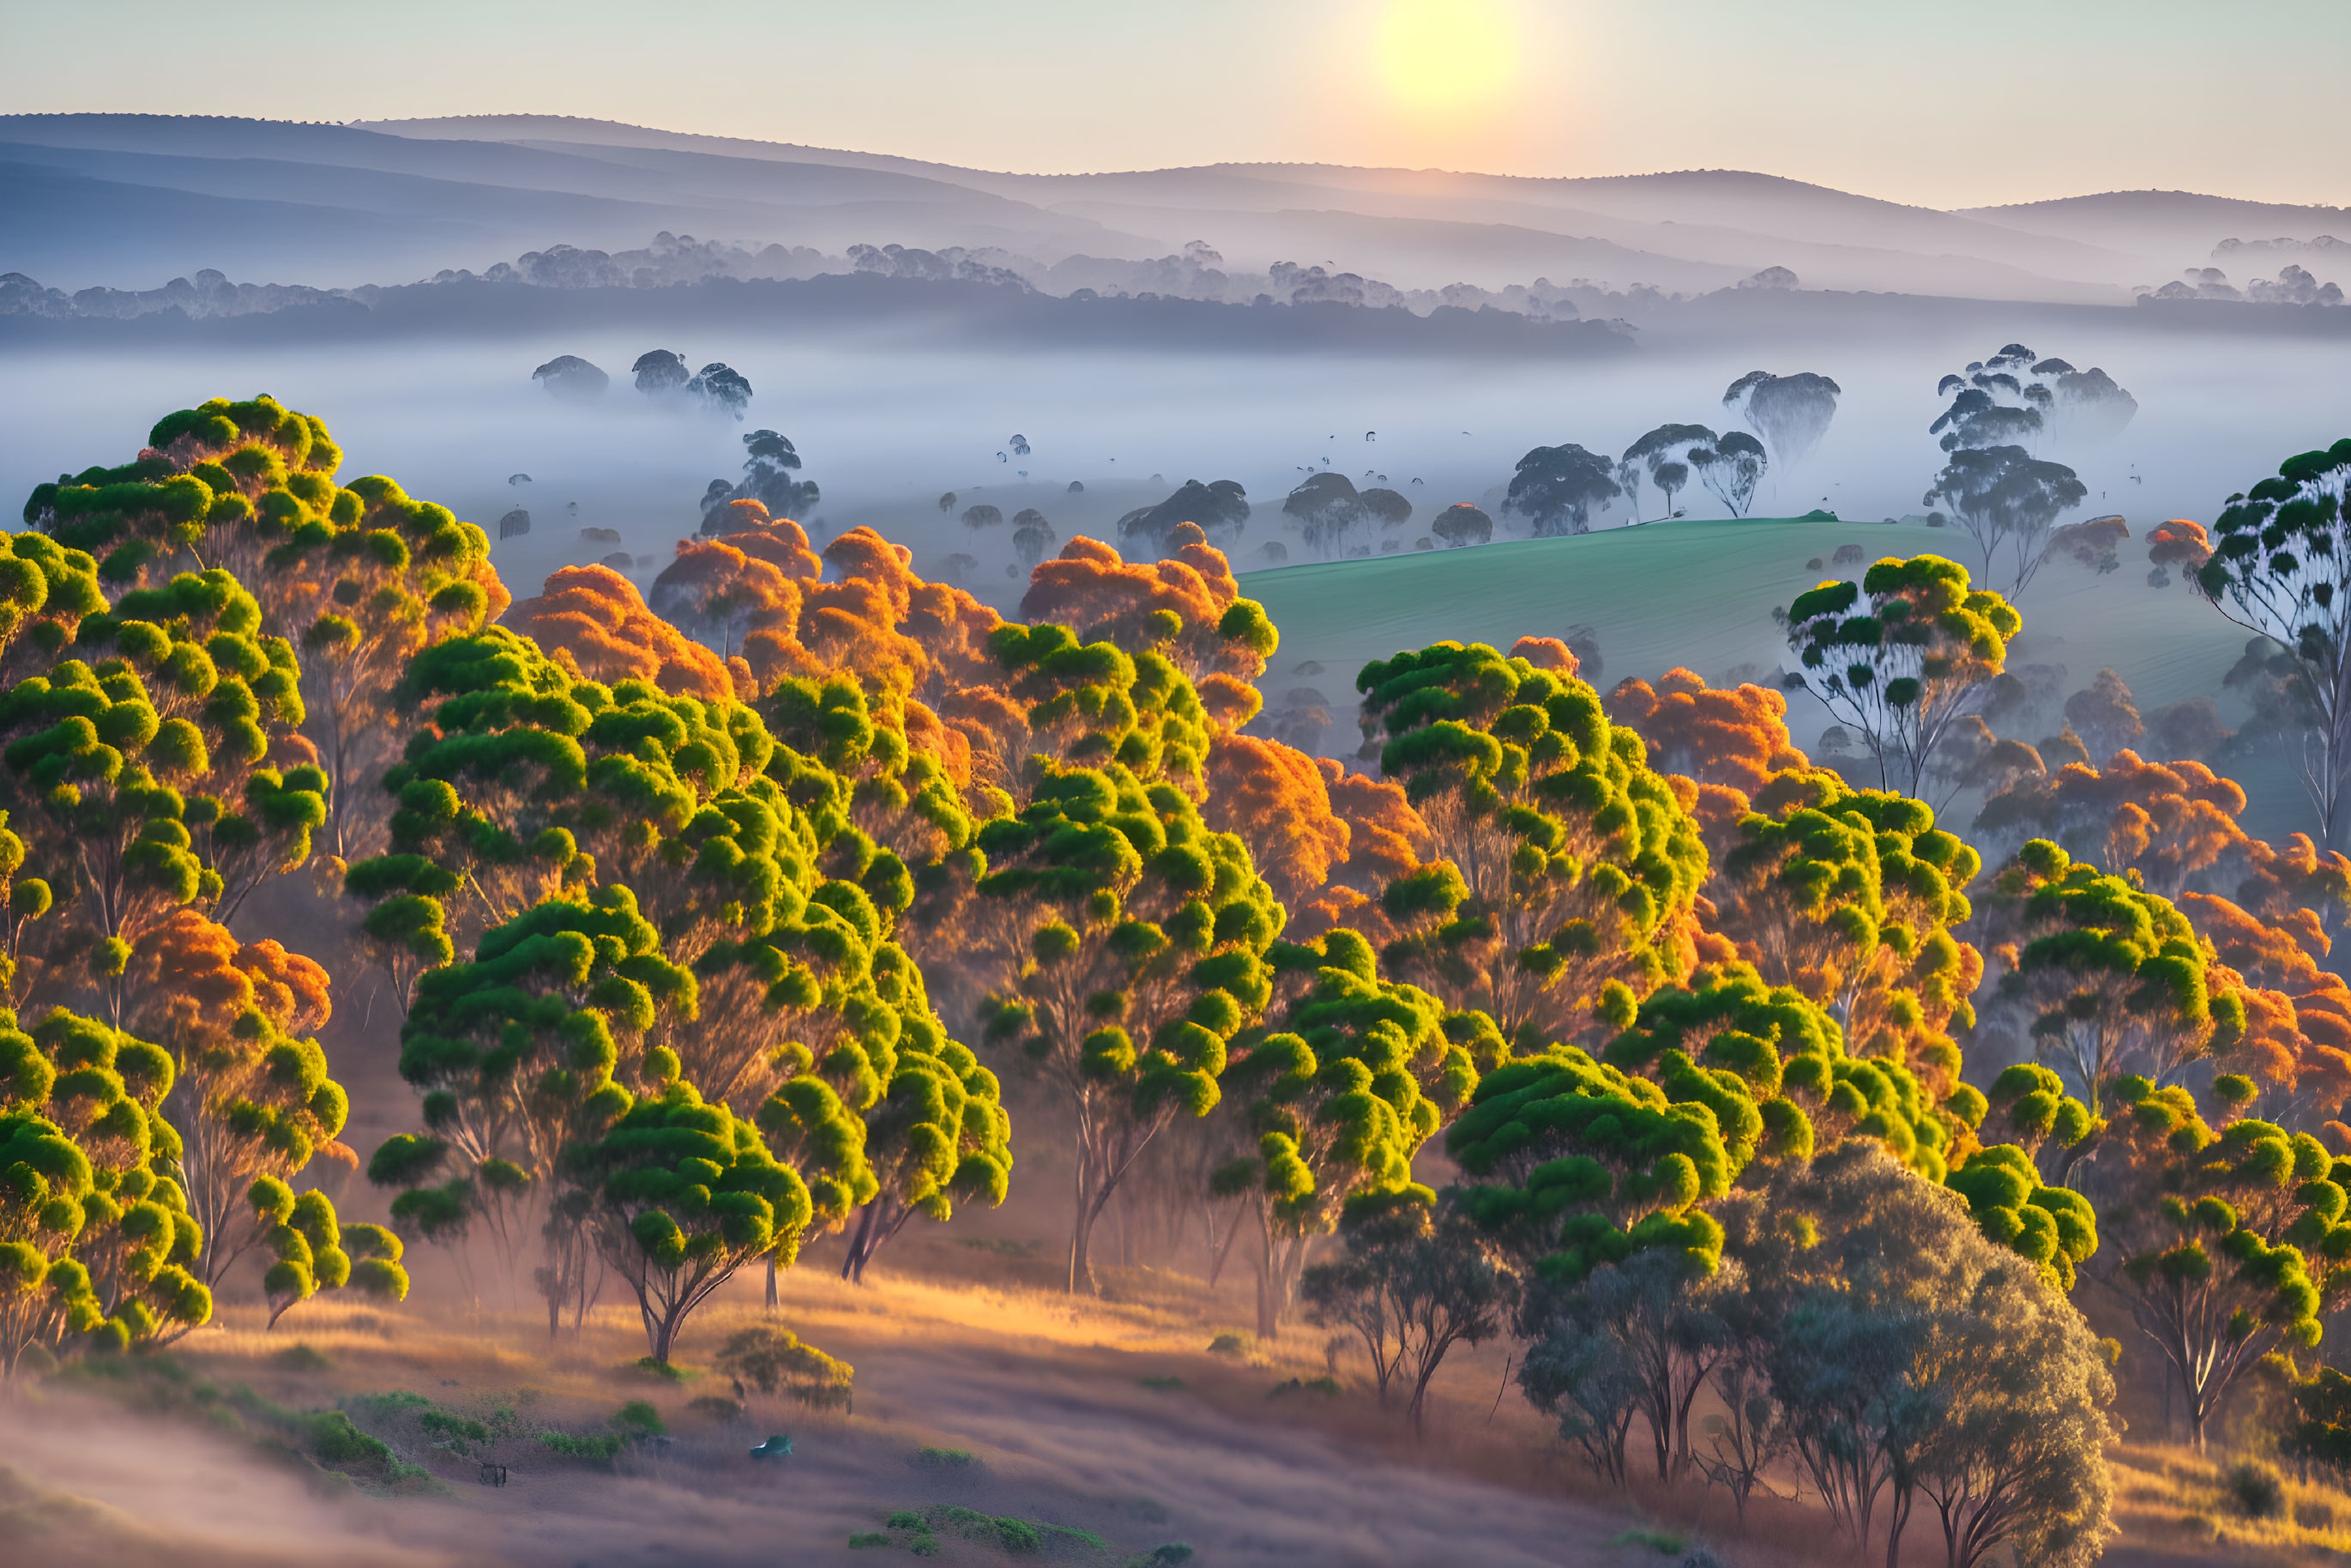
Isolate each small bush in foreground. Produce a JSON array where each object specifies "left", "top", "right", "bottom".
[{"left": 2226, "top": 1461, "right": 2286, "bottom": 1520}]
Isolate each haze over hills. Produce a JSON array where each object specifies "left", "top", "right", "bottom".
[{"left": 7, "top": 112, "right": 2350, "bottom": 309}]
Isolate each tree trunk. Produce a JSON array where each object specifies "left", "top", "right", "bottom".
[
  {"left": 764, "top": 1254, "right": 778, "bottom": 1309},
  {"left": 1069, "top": 1198, "right": 1099, "bottom": 1295},
  {"left": 841, "top": 1204, "right": 881, "bottom": 1284},
  {"left": 1205, "top": 1197, "right": 1245, "bottom": 1288}
]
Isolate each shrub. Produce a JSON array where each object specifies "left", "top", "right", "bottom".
[
  {"left": 273, "top": 1343, "right": 334, "bottom": 1372},
  {"left": 912, "top": 1446, "right": 979, "bottom": 1469},
  {"left": 305, "top": 1411, "right": 395, "bottom": 1472},
  {"left": 1138, "top": 1376, "right": 1185, "bottom": 1391},
  {"left": 847, "top": 1533, "right": 891, "bottom": 1549},
  {"left": 1606, "top": 1528, "right": 1686, "bottom": 1555},
  {"left": 418, "top": 1409, "right": 493, "bottom": 1455},
  {"left": 2226, "top": 1460, "right": 2285, "bottom": 1520},
  {"left": 633, "top": 1357, "right": 689, "bottom": 1381},
  {"left": 1267, "top": 1376, "right": 1341, "bottom": 1398},
  {"left": 343, "top": 1390, "right": 432, "bottom": 1421},
  {"left": 687, "top": 1395, "right": 744, "bottom": 1421},
  {"left": 538, "top": 1430, "right": 626, "bottom": 1462},
  {"left": 1206, "top": 1333, "right": 1250, "bottom": 1356},
  {"left": 612, "top": 1400, "right": 666, "bottom": 1438}
]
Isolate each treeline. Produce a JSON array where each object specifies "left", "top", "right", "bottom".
[
  {"left": 0, "top": 275, "right": 1639, "bottom": 359},
  {"left": 7, "top": 396, "right": 2351, "bottom": 1566}
]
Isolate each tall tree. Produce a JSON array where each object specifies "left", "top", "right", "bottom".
[
  {"left": 1503, "top": 444, "right": 1621, "bottom": 537},
  {"left": 1355, "top": 641, "right": 1709, "bottom": 1047},
  {"left": 1721, "top": 371, "right": 1841, "bottom": 467},
  {"left": 976, "top": 753, "right": 1281, "bottom": 1292},
  {"left": 1301, "top": 1189, "right": 1515, "bottom": 1434},
  {"left": 2192, "top": 437, "right": 2351, "bottom": 846},
  {"left": 557, "top": 1074, "right": 816, "bottom": 1365},
  {"left": 1281, "top": 473, "right": 1372, "bottom": 559},
  {"left": 1986, "top": 839, "right": 2243, "bottom": 1117},
  {"left": 2089, "top": 1078, "right": 2343, "bottom": 1450},
  {"left": 1689, "top": 432, "right": 1769, "bottom": 518},
  {"left": 1924, "top": 446, "right": 2089, "bottom": 599},
  {"left": 1218, "top": 929, "right": 1482, "bottom": 1336},
  {"left": 0, "top": 1004, "right": 214, "bottom": 1366},
  {"left": 1713, "top": 1141, "right": 2116, "bottom": 1568},
  {"left": 125, "top": 910, "right": 350, "bottom": 1288},
  {"left": 1781, "top": 553, "right": 2019, "bottom": 798}
]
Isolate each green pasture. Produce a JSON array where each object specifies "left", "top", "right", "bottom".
[{"left": 1241, "top": 513, "right": 2312, "bottom": 840}]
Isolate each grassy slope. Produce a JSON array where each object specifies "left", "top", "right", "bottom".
[{"left": 1241, "top": 514, "right": 2307, "bottom": 834}]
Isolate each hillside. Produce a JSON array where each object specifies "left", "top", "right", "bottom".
[
  {"left": 11, "top": 112, "right": 2347, "bottom": 307},
  {"left": 1240, "top": 515, "right": 2284, "bottom": 822}
]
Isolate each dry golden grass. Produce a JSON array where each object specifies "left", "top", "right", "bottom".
[
  {"left": 2107, "top": 1441, "right": 2351, "bottom": 1565},
  {"left": 6, "top": 1235, "right": 2325, "bottom": 1565}
]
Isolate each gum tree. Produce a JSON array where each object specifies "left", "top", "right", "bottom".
[
  {"left": 1355, "top": 640, "right": 1709, "bottom": 1049},
  {"left": 2192, "top": 437, "right": 2351, "bottom": 844},
  {"left": 1781, "top": 554, "right": 2019, "bottom": 798},
  {"left": 1218, "top": 929, "right": 1483, "bottom": 1336},
  {"left": 559, "top": 1075, "right": 816, "bottom": 1366},
  {"left": 976, "top": 757, "right": 1281, "bottom": 1293},
  {"left": 0, "top": 1005, "right": 212, "bottom": 1366},
  {"left": 1987, "top": 839, "right": 2243, "bottom": 1116},
  {"left": 2091, "top": 1078, "right": 2347, "bottom": 1449}
]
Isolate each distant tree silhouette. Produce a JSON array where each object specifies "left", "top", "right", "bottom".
[
  {"left": 631, "top": 350, "right": 689, "bottom": 395},
  {"left": 1652, "top": 460, "right": 1690, "bottom": 518},
  {"left": 1503, "top": 444, "right": 1622, "bottom": 537},
  {"left": 1118, "top": 479, "right": 1251, "bottom": 556},
  {"left": 1432, "top": 503, "right": 1492, "bottom": 547},
  {"left": 1723, "top": 371, "right": 1841, "bottom": 467},
  {"left": 1690, "top": 431, "right": 1769, "bottom": 516}
]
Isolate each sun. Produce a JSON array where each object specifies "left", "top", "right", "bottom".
[{"left": 1376, "top": 0, "right": 1521, "bottom": 117}]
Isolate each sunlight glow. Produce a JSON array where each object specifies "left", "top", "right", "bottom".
[{"left": 1376, "top": 0, "right": 1520, "bottom": 117}]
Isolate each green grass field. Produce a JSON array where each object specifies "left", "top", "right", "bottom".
[{"left": 1240, "top": 513, "right": 2312, "bottom": 837}]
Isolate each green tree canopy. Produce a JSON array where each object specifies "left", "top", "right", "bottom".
[
  {"left": 557, "top": 1075, "right": 815, "bottom": 1365},
  {"left": 0, "top": 1005, "right": 211, "bottom": 1368},
  {"left": 1782, "top": 554, "right": 2018, "bottom": 798},
  {"left": 977, "top": 757, "right": 1281, "bottom": 1291},
  {"left": 1356, "top": 640, "right": 1709, "bottom": 1048},
  {"left": 1987, "top": 838, "right": 2242, "bottom": 1116},
  {"left": 2090, "top": 1077, "right": 2346, "bottom": 1450}
]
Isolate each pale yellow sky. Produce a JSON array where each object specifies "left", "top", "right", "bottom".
[{"left": 6, "top": 0, "right": 2348, "bottom": 209}]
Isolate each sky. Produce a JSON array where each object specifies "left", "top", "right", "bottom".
[{"left": 5, "top": 0, "right": 2350, "bottom": 210}]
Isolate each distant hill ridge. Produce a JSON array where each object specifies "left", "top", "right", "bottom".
[{"left": 4, "top": 112, "right": 2347, "bottom": 303}]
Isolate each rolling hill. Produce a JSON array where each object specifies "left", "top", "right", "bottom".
[
  {"left": 1239, "top": 515, "right": 2289, "bottom": 832},
  {"left": 9, "top": 112, "right": 2347, "bottom": 307}
]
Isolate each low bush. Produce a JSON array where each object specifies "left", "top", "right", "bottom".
[
  {"left": 538, "top": 1430, "right": 626, "bottom": 1462},
  {"left": 613, "top": 1400, "right": 666, "bottom": 1438},
  {"left": 1267, "top": 1376, "right": 1341, "bottom": 1399},
  {"left": 912, "top": 1446, "right": 980, "bottom": 1470},
  {"left": 1607, "top": 1527, "right": 1687, "bottom": 1555},
  {"left": 2226, "top": 1460, "right": 2285, "bottom": 1520}
]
